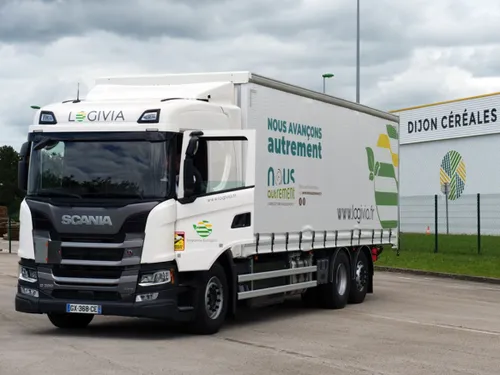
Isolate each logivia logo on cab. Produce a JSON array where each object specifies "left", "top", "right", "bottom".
[
  {"left": 266, "top": 166, "right": 296, "bottom": 206},
  {"left": 68, "top": 110, "right": 126, "bottom": 122}
]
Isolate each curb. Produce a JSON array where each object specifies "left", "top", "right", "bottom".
[{"left": 374, "top": 265, "right": 500, "bottom": 285}]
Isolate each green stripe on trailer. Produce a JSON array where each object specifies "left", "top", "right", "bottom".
[
  {"left": 366, "top": 123, "right": 400, "bottom": 234},
  {"left": 374, "top": 174, "right": 398, "bottom": 230},
  {"left": 380, "top": 220, "right": 398, "bottom": 229},
  {"left": 377, "top": 162, "right": 396, "bottom": 179},
  {"left": 374, "top": 191, "right": 398, "bottom": 206}
]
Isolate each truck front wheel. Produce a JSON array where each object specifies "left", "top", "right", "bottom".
[
  {"left": 47, "top": 313, "right": 94, "bottom": 329},
  {"left": 190, "top": 262, "right": 228, "bottom": 335}
]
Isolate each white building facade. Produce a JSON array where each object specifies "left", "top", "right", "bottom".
[{"left": 391, "top": 92, "right": 500, "bottom": 235}]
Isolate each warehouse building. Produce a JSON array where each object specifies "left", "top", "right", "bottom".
[{"left": 391, "top": 92, "right": 500, "bottom": 235}]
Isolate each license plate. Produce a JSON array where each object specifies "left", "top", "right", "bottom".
[{"left": 66, "top": 303, "right": 102, "bottom": 314}]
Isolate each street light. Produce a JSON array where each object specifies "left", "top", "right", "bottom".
[
  {"left": 322, "top": 73, "right": 334, "bottom": 93},
  {"left": 356, "top": 0, "right": 360, "bottom": 103}
]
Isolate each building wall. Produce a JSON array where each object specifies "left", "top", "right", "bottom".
[
  {"left": 397, "top": 92, "right": 500, "bottom": 145},
  {"left": 392, "top": 92, "right": 500, "bottom": 235},
  {"left": 400, "top": 134, "right": 500, "bottom": 198}
]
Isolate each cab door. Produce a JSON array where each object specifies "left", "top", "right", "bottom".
[{"left": 174, "top": 130, "right": 256, "bottom": 272}]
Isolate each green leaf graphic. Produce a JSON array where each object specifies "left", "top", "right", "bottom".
[
  {"left": 369, "top": 172, "right": 374, "bottom": 181},
  {"left": 386, "top": 124, "right": 399, "bottom": 140},
  {"left": 374, "top": 162, "right": 380, "bottom": 176},
  {"left": 366, "top": 147, "right": 374, "bottom": 172}
]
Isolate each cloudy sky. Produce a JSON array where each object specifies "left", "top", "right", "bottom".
[{"left": 1, "top": 0, "right": 499, "bottom": 150}]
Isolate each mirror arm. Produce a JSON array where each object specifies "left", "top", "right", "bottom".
[
  {"left": 17, "top": 141, "right": 30, "bottom": 192},
  {"left": 182, "top": 133, "right": 201, "bottom": 199}
]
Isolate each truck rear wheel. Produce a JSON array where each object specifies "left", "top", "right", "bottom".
[
  {"left": 47, "top": 313, "right": 94, "bottom": 329},
  {"left": 301, "top": 287, "right": 319, "bottom": 308},
  {"left": 190, "top": 262, "right": 228, "bottom": 335},
  {"left": 349, "top": 250, "right": 369, "bottom": 304},
  {"left": 318, "top": 250, "right": 350, "bottom": 309}
]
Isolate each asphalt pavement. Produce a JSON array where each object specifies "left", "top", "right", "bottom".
[
  {"left": 0, "top": 239, "right": 16, "bottom": 253},
  {"left": 0, "top": 248, "right": 499, "bottom": 374}
]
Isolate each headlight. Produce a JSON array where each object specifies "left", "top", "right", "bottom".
[
  {"left": 139, "top": 270, "right": 172, "bottom": 287},
  {"left": 19, "top": 266, "right": 38, "bottom": 283}
]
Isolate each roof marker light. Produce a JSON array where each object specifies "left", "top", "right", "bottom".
[
  {"left": 138, "top": 109, "right": 160, "bottom": 124},
  {"left": 39, "top": 111, "right": 57, "bottom": 125}
]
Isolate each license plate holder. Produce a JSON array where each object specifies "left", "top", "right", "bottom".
[{"left": 66, "top": 303, "right": 102, "bottom": 314}]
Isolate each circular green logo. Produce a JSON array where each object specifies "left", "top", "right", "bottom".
[{"left": 440, "top": 150, "right": 466, "bottom": 200}]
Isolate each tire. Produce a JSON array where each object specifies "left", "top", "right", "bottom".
[
  {"left": 301, "top": 287, "right": 320, "bottom": 308},
  {"left": 47, "top": 313, "right": 94, "bottom": 329},
  {"left": 349, "top": 250, "right": 369, "bottom": 304},
  {"left": 190, "top": 262, "right": 228, "bottom": 335},
  {"left": 317, "top": 250, "right": 350, "bottom": 309}
]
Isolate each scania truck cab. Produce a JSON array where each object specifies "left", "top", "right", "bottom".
[{"left": 15, "top": 71, "right": 396, "bottom": 334}]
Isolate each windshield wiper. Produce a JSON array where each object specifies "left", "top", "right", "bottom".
[{"left": 36, "top": 189, "right": 82, "bottom": 199}]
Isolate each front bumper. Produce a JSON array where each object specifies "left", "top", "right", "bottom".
[
  {"left": 15, "top": 287, "right": 194, "bottom": 321},
  {"left": 15, "top": 260, "right": 196, "bottom": 322}
]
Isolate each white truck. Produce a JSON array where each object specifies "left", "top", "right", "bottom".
[{"left": 15, "top": 71, "right": 399, "bottom": 334}]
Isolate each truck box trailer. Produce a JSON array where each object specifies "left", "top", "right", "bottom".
[{"left": 15, "top": 71, "right": 399, "bottom": 334}]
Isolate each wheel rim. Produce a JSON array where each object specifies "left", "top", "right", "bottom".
[
  {"left": 336, "top": 263, "right": 348, "bottom": 296},
  {"left": 204, "top": 276, "right": 224, "bottom": 320},
  {"left": 355, "top": 260, "right": 368, "bottom": 291}
]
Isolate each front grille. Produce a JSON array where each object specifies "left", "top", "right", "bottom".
[
  {"left": 28, "top": 203, "right": 148, "bottom": 296},
  {"left": 31, "top": 208, "right": 149, "bottom": 243},
  {"left": 52, "top": 264, "right": 124, "bottom": 279},
  {"left": 33, "top": 214, "right": 51, "bottom": 232},
  {"left": 59, "top": 233, "right": 124, "bottom": 244},
  {"left": 51, "top": 290, "right": 122, "bottom": 301},
  {"left": 121, "top": 212, "right": 150, "bottom": 233},
  {"left": 61, "top": 247, "right": 124, "bottom": 262}
]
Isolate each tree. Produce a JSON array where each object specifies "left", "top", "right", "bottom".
[{"left": 0, "top": 145, "right": 25, "bottom": 216}]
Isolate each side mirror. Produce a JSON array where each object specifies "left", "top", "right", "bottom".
[
  {"left": 183, "top": 136, "right": 199, "bottom": 198},
  {"left": 18, "top": 142, "right": 30, "bottom": 192},
  {"left": 183, "top": 158, "right": 195, "bottom": 197},
  {"left": 185, "top": 135, "right": 199, "bottom": 158}
]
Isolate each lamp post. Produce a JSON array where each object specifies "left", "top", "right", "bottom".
[
  {"left": 356, "top": 0, "right": 360, "bottom": 103},
  {"left": 322, "top": 73, "right": 334, "bottom": 93}
]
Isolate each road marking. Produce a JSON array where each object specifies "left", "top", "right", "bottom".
[
  {"left": 356, "top": 313, "right": 500, "bottom": 336},
  {"left": 382, "top": 274, "right": 500, "bottom": 291}
]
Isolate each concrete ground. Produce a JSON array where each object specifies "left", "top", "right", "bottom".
[
  {"left": 0, "top": 250, "right": 499, "bottom": 374},
  {"left": 0, "top": 239, "right": 17, "bottom": 253}
]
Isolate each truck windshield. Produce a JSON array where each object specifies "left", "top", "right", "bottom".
[{"left": 27, "top": 139, "right": 171, "bottom": 200}]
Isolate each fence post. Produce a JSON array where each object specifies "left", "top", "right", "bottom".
[
  {"left": 7, "top": 215, "right": 11, "bottom": 254},
  {"left": 477, "top": 193, "right": 481, "bottom": 255},
  {"left": 434, "top": 194, "right": 438, "bottom": 253}
]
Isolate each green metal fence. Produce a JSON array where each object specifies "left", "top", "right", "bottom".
[{"left": 399, "top": 193, "right": 500, "bottom": 255}]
